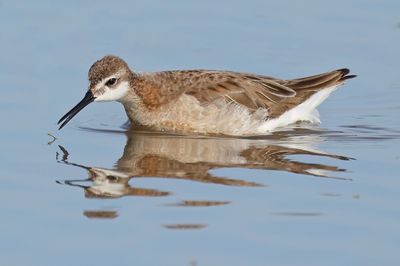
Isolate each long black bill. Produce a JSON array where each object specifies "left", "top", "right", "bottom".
[{"left": 57, "top": 91, "right": 95, "bottom": 130}]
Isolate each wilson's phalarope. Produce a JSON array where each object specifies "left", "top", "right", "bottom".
[{"left": 58, "top": 55, "right": 355, "bottom": 135}]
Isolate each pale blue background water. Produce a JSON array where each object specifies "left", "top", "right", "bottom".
[{"left": 1, "top": 1, "right": 400, "bottom": 265}]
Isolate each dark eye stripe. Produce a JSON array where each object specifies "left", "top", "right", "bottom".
[{"left": 106, "top": 78, "right": 117, "bottom": 86}]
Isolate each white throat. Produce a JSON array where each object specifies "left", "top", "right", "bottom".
[{"left": 94, "top": 81, "right": 130, "bottom": 102}]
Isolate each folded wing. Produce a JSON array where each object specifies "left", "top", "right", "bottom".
[{"left": 138, "top": 68, "right": 355, "bottom": 117}]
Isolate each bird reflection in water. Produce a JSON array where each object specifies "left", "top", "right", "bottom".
[
  {"left": 83, "top": 210, "right": 119, "bottom": 219},
  {"left": 56, "top": 145, "right": 170, "bottom": 199},
  {"left": 56, "top": 128, "right": 352, "bottom": 224}
]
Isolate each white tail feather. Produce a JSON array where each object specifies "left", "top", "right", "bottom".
[{"left": 258, "top": 86, "right": 338, "bottom": 132}]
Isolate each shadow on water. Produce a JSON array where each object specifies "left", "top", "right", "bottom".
[{"left": 54, "top": 126, "right": 354, "bottom": 225}]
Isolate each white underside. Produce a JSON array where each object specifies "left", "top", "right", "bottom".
[{"left": 256, "top": 86, "right": 338, "bottom": 133}]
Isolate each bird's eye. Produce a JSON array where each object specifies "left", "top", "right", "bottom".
[
  {"left": 106, "top": 78, "right": 117, "bottom": 86},
  {"left": 107, "top": 176, "right": 118, "bottom": 182}
]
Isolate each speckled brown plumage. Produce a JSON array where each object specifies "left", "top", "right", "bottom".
[
  {"left": 132, "top": 67, "right": 354, "bottom": 118},
  {"left": 88, "top": 55, "right": 135, "bottom": 87}
]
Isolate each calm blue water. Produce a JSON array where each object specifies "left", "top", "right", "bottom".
[{"left": 1, "top": 1, "right": 400, "bottom": 265}]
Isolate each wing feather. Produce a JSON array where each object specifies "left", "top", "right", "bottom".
[{"left": 137, "top": 68, "right": 355, "bottom": 116}]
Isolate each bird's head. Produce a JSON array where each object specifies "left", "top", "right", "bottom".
[{"left": 58, "top": 55, "right": 134, "bottom": 129}]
